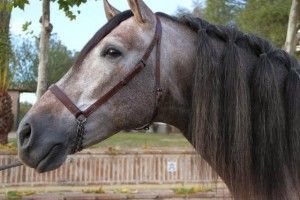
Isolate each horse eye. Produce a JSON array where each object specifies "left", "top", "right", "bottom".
[{"left": 102, "top": 48, "right": 122, "bottom": 58}]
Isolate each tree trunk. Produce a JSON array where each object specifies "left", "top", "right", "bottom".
[
  {"left": 0, "top": 91, "right": 13, "bottom": 144},
  {"left": 0, "top": 0, "right": 11, "bottom": 79},
  {"left": 284, "top": 0, "right": 300, "bottom": 55},
  {"left": 36, "top": 0, "right": 52, "bottom": 99},
  {"left": 0, "top": 0, "right": 13, "bottom": 144}
]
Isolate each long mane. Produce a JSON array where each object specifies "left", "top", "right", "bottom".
[{"left": 157, "top": 13, "right": 300, "bottom": 199}]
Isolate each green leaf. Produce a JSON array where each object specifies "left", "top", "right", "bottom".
[
  {"left": 12, "top": 0, "right": 29, "bottom": 10},
  {"left": 22, "top": 21, "right": 32, "bottom": 32}
]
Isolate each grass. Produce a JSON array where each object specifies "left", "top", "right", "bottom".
[
  {"left": 6, "top": 191, "right": 35, "bottom": 200},
  {"left": 1, "top": 184, "right": 221, "bottom": 197},
  {"left": 0, "top": 142, "right": 17, "bottom": 154},
  {"left": 90, "top": 132, "right": 192, "bottom": 149},
  {"left": 173, "top": 185, "right": 214, "bottom": 195},
  {"left": 82, "top": 187, "right": 105, "bottom": 194},
  {"left": 113, "top": 188, "right": 138, "bottom": 194},
  {"left": 0, "top": 132, "right": 192, "bottom": 152}
]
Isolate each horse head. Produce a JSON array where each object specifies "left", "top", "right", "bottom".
[{"left": 17, "top": 0, "right": 196, "bottom": 172}]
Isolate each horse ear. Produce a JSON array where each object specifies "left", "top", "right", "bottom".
[
  {"left": 127, "top": 0, "right": 155, "bottom": 24},
  {"left": 103, "top": 0, "right": 121, "bottom": 20}
]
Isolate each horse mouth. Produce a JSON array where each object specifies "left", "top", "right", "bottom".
[{"left": 36, "top": 144, "right": 66, "bottom": 173}]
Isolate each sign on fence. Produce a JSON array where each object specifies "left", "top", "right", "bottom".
[{"left": 167, "top": 161, "right": 177, "bottom": 173}]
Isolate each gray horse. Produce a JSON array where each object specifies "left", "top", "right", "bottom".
[{"left": 17, "top": 0, "right": 300, "bottom": 199}]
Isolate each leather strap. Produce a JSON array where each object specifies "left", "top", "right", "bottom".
[
  {"left": 153, "top": 15, "right": 163, "bottom": 119},
  {"left": 137, "top": 15, "right": 162, "bottom": 129},
  {"left": 50, "top": 16, "right": 162, "bottom": 124},
  {"left": 49, "top": 85, "right": 83, "bottom": 118}
]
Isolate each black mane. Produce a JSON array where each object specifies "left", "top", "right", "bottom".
[
  {"left": 75, "top": 11, "right": 300, "bottom": 199},
  {"left": 160, "top": 13, "right": 300, "bottom": 199}
]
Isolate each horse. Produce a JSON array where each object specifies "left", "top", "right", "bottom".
[{"left": 17, "top": 0, "right": 300, "bottom": 199}]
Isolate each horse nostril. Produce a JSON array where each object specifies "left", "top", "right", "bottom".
[{"left": 19, "top": 124, "right": 32, "bottom": 147}]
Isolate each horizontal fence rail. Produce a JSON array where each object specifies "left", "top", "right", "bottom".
[{"left": 0, "top": 149, "right": 218, "bottom": 186}]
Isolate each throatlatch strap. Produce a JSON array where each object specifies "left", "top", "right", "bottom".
[
  {"left": 153, "top": 15, "right": 163, "bottom": 120},
  {"left": 132, "top": 16, "right": 163, "bottom": 130}
]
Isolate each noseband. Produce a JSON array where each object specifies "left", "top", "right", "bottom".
[{"left": 49, "top": 15, "right": 162, "bottom": 154}]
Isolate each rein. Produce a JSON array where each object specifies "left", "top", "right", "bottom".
[
  {"left": 0, "top": 160, "right": 23, "bottom": 171},
  {"left": 49, "top": 15, "right": 163, "bottom": 154}
]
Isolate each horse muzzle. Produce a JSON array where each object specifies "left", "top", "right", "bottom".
[{"left": 17, "top": 115, "right": 69, "bottom": 173}]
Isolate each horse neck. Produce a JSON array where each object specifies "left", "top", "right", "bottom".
[
  {"left": 155, "top": 17, "right": 300, "bottom": 199},
  {"left": 154, "top": 17, "right": 197, "bottom": 133}
]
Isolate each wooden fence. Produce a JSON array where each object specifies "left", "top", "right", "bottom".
[{"left": 0, "top": 149, "right": 218, "bottom": 186}]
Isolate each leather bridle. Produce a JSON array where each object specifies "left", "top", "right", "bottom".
[{"left": 49, "top": 15, "right": 163, "bottom": 154}]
